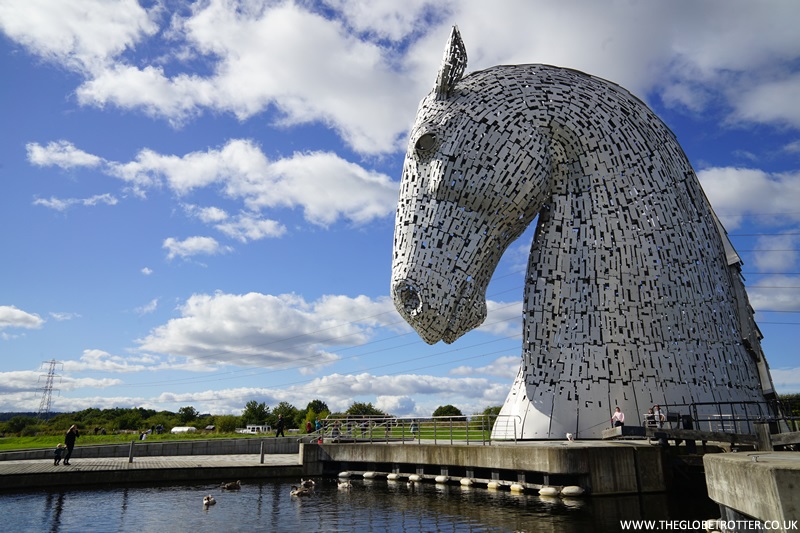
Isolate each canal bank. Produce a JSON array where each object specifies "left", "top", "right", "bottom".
[{"left": 3, "top": 438, "right": 672, "bottom": 495}]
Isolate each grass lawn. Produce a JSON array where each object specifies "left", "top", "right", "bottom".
[{"left": 0, "top": 432, "right": 283, "bottom": 452}]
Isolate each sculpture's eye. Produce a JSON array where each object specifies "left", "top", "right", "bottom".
[{"left": 415, "top": 133, "right": 437, "bottom": 153}]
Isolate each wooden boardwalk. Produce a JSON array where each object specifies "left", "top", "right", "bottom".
[{"left": 0, "top": 454, "right": 303, "bottom": 490}]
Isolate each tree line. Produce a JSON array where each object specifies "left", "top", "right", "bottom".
[{"left": 0, "top": 400, "right": 502, "bottom": 437}]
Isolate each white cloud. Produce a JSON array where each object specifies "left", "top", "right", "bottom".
[
  {"left": 0, "top": 0, "right": 158, "bottom": 72},
  {"left": 768, "top": 367, "right": 800, "bottom": 394},
  {"left": 478, "top": 301, "right": 522, "bottom": 338},
  {"left": 6, "top": 1, "right": 800, "bottom": 157},
  {"left": 33, "top": 193, "right": 118, "bottom": 211},
  {"left": 163, "top": 236, "right": 232, "bottom": 260},
  {"left": 214, "top": 213, "right": 286, "bottom": 242},
  {"left": 26, "top": 140, "right": 103, "bottom": 168},
  {"left": 135, "top": 298, "right": 159, "bottom": 316},
  {"left": 750, "top": 276, "right": 800, "bottom": 313},
  {"left": 141, "top": 267, "right": 153, "bottom": 275},
  {"left": 106, "top": 139, "right": 398, "bottom": 226},
  {"left": 450, "top": 355, "right": 519, "bottom": 379},
  {"left": 698, "top": 167, "right": 800, "bottom": 230},
  {"left": 0, "top": 305, "right": 44, "bottom": 330},
  {"left": 730, "top": 74, "right": 800, "bottom": 129},
  {"left": 375, "top": 395, "right": 416, "bottom": 415},
  {"left": 136, "top": 292, "right": 397, "bottom": 368},
  {"left": 49, "top": 312, "right": 80, "bottom": 321}
]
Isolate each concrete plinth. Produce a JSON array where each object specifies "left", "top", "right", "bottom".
[{"left": 704, "top": 452, "right": 800, "bottom": 529}]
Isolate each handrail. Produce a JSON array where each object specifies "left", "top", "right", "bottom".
[{"left": 302, "top": 414, "right": 517, "bottom": 446}]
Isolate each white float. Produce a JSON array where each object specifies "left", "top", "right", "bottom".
[
  {"left": 538, "top": 486, "right": 560, "bottom": 496},
  {"left": 560, "top": 486, "right": 585, "bottom": 497}
]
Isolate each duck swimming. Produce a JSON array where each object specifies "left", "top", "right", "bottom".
[
  {"left": 203, "top": 495, "right": 216, "bottom": 507},
  {"left": 290, "top": 485, "right": 311, "bottom": 497},
  {"left": 221, "top": 480, "right": 241, "bottom": 490}
]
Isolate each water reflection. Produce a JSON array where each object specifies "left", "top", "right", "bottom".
[{"left": 3, "top": 478, "right": 718, "bottom": 533}]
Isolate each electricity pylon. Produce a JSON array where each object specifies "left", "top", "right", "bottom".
[{"left": 36, "top": 359, "right": 62, "bottom": 420}]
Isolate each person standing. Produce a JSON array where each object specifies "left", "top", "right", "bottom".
[
  {"left": 53, "top": 443, "right": 66, "bottom": 465},
  {"left": 653, "top": 405, "right": 665, "bottom": 428},
  {"left": 63, "top": 425, "right": 79, "bottom": 465},
  {"left": 275, "top": 415, "right": 285, "bottom": 438},
  {"left": 611, "top": 407, "right": 625, "bottom": 427}
]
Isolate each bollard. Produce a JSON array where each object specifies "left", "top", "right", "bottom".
[
  {"left": 128, "top": 440, "right": 135, "bottom": 463},
  {"left": 260, "top": 440, "right": 265, "bottom": 464}
]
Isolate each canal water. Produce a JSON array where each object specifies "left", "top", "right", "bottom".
[{"left": 2, "top": 477, "right": 719, "bottom": 532}]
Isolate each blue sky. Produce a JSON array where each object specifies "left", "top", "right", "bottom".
[{"left": 1, "top": 0, "right": 799, "bottom": 418}]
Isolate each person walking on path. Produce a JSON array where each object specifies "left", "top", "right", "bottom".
[
  {"left": 275, "top": 415, "right": 285, "bottom": 438},
  {"left": 63, "top": 425, "right": 79, "bottom": 465}
]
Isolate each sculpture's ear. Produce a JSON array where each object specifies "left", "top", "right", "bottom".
[{"left": 434, "top": 26, "right": 467, "bottom": 99}]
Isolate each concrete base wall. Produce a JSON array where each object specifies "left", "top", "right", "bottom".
[
  {"left": 705, "top": 452, "right": 800, "bottom": 526},
  {"left": 303, "top": 442, "right": 666, "bottom": 495}
]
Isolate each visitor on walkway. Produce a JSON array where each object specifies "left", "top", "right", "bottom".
[
  {"left": 611, "top": 407, "right": 625, "bottom": 427},
  {"left": 53, "top": 443, "right": 66, "bottom": 465},
  {"left": 275, "top": 415, "right": 285, "bottom": 437},
  {"left": 63, "top": 425, "right": 79, "bottom": 465},
  {"left": 653, "top": 405, "right": 665, "bottom": 428}
]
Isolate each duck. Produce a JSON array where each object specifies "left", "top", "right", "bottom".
[
  {"left": 203, "top": 495, "right": 216, "bottom": 507},
  {"left": 290, "top": 485, "right": 312, "bottom": 497},
  {"left": 300, "top": 478, "right": 315, "bottom": 489},
  {"left": 407, "top": 480, "right": 416, "bottom": 488},
  {"left": 221, "top": 480, "right": 241, "bottom": 490},
  {"left": 337, "top": 480, "right": 352, "bottom": 489}
]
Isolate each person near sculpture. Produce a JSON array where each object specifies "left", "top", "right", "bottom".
[
  {"left": 653, "top": 405, "right": 665, "bottom": 428},
  {"left": 63, "top": 424, "right": 79, "bottom": 465},
  {"left": 611, "top": 407, "right": 625, "bottom": 427},
  {"left": 275, "top": 414, "right": 285, "bottom": 438},
  {"left": 645, "top": 408, "right": 657, "bottom": 428}
]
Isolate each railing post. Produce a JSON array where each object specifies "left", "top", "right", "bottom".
[
  {"left": 260, "top": 440, "right": 265, "bottom": 464},
  {"left": 128, "top": 440, "right": 135, "bottom": 463}
]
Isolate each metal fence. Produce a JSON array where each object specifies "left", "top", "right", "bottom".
[{"left": 302, "top": 414, "right": 519, "bottom": 446}]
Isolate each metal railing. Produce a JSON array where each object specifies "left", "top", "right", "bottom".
[
  {"left": 644, "top": 400, "right": 793, "bottom": 436},
  {"left": 300, "top": 414, "right": 520, "bottom": 446}
]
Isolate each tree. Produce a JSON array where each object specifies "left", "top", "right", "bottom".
[
  {"left": 177, "top": 406, "right": 199, "bottom": 424},
  {"left": 214, "top": 415, "right": 241, "bottom": 433},
  {"left": 345, "top": 402, "right": 385, "bottom": 417},
  {"left": 433, "top": 404, "right": 463, "bottom": 417},
  {"left": 241, "top": 401, "right": 270, "bottom": 426},
  {"left": 481, "top": 406, "right": 502, "bottom": 417},
  {"left": 306, "top": 399, "right": 329, "bottom": 414},
  {"left": 271, "top": 401, "right": 300, "bottom": 429}
]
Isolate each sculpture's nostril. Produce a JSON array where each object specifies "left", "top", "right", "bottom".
[{"left": 394, "top": 281, "right": 422, "bottom": 316}]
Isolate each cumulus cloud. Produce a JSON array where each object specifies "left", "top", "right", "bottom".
[
  {"left": 163, "top": 236, "right": 232, "bottom": 260},
  {"left": 5, "top": 1, "right": 800, "bottom": 156},
  {"left": 27, "top": 140, "right": 103, "bottom": 169},
  {"left": 450, "top": 355, "right": 519, "bottom": 379},
  {"left": 136, "top": 291, "right": 398, "bottom": 369},
  {"left": 0, "top": 0, "right": 157, "bottom": 72},
  {"left": 698, "top": 167, "right": 800, "bottom": 230},
  {"left": 0, "top": 305, "right": 44, "bottom": 330}
]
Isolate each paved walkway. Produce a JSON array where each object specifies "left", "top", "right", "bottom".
[{"left": 0, "top": 454, "right": 303, "bottom": 490}]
